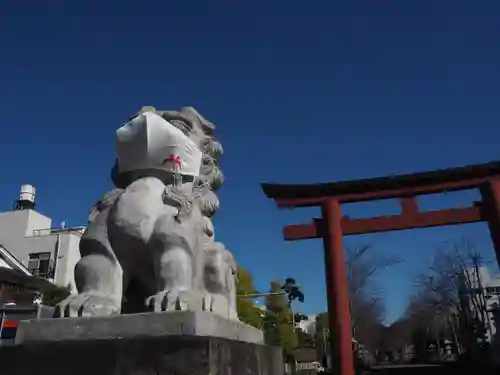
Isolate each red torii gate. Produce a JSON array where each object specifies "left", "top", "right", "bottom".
[{"left": 261, "top": 160, "right": 500, "bottom": 375}]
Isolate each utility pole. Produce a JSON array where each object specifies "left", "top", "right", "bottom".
[{"left": 322, "top": 328, "right": 330, "bottom": 369}]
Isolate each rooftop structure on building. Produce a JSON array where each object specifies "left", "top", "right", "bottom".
[
  {"left": 0, "top": 184, "right": 84, "bottom": 292},
  {"left": 460, "top": 266, "right": 500, "bottom": 342}
]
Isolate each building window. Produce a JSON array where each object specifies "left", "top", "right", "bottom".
[
  {"left": 27, "top": 252, "right": 52, "bottom": 278},
  {"left": 486, "top": 287, "right": 500, "bottom": 295}
]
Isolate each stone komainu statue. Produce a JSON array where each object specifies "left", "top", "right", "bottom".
[{"left": 55, "top": 107, "right": 238, "bottom": 320}]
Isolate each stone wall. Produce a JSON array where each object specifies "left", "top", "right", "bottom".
[{"left": 0, "top": 335, "right": 283, "bottom": 375}]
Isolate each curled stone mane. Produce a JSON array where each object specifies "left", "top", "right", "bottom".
[
  {"left": 193, "top": 130, "right": 224, "bottom": 218},
  {"left": 155, "top": 106, "right": 225, "bottom": 219}
]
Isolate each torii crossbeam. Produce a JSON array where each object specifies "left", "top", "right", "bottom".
[{"left": 261, "top": 160, "right": 500, "bottom": 375}]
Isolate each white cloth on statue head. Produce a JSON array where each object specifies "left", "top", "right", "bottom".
[{"left": 116, "top": 111, "right": 202, "bottom": 177}]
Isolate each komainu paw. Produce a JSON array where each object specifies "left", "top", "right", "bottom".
[
  {"left": 54, "top": 292, "right": 121, "bottom": 318},
  {"left": 145, "top": 288, "right": 197, "bottom": 312}
]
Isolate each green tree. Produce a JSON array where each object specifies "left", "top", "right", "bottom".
[
  {"left": 264, "top": 280, "right": 298, "bottom": 353},
  {"left": 8, "top": 283, "right": 71, "bottom": 307},
  {"left": 236, "top": 267, "right": 264, "bottom": 329},
  {"left": 281, "top": 278, "right": 305, "bottom": 303},
  {"left": 40, "top": 284, "right": 72, "bottom": 306}
]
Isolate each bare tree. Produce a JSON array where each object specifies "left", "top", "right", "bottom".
[
  {"left": 346, "top": 244, "right": 404, "bottom": 349},
  {"left": 346, "top": 245, "right": 404, "bottom": 298},
  {"left": 410, "top": 239, "right": 489, "bottom": 355}
]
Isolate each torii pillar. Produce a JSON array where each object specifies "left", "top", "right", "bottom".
[
  {"left": 262, "top": 160, "right": 500, "bottom": 375},
  {"left": 321, "top": 199, "right": 353, "bottom": 375}
]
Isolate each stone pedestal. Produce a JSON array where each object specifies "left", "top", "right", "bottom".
[
  {"left": 15, "top": 310, "right": 264, "bottom": 344},
  {"left": 0, "top": 311, "right": 283, "bottom": 375}
]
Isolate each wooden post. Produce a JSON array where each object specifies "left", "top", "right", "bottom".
[
  {"left": 480, "top": 178, "right": 500, "bottom": 270},
  {"left": 321, "top": 199, "right": 354, "bottom": 375}
]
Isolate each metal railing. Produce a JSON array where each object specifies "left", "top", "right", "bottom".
[
  {"left": 0, "top": 304, "right": 54, "bottom": 346},
  {"left": 32, "top": 226, "right": 85, "bottom": 237}
]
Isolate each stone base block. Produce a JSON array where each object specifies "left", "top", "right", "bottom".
[
  {"left": 15, "top": 310, "right": 264, "bottom": 344},
  {"left": 0, "top": 334, "right": 283, "bottom": 375}
]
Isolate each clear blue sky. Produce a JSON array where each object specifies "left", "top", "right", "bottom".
[{"left": 1, "top": 1, "right": 500, "bottom": 323}]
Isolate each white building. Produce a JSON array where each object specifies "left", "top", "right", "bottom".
[
  {"left": 298, "top": 314, "right": 317, "bottom": 335},
  {"left": 461, "top": 266, "right": 500, "bottom": 342},
  {"left": 253, "top": 301, "right": 318, "bottom": 333},
  {"left": 0, "top": 185, "right": 83, "bottom": 291}
]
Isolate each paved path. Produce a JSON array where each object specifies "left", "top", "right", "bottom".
[{"left": 366, "top": 363, "right": 497, "bottom": 375}]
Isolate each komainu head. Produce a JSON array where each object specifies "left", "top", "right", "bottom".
[{"left": 111, "top": 106, "right": 223, "bottom": 194}]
